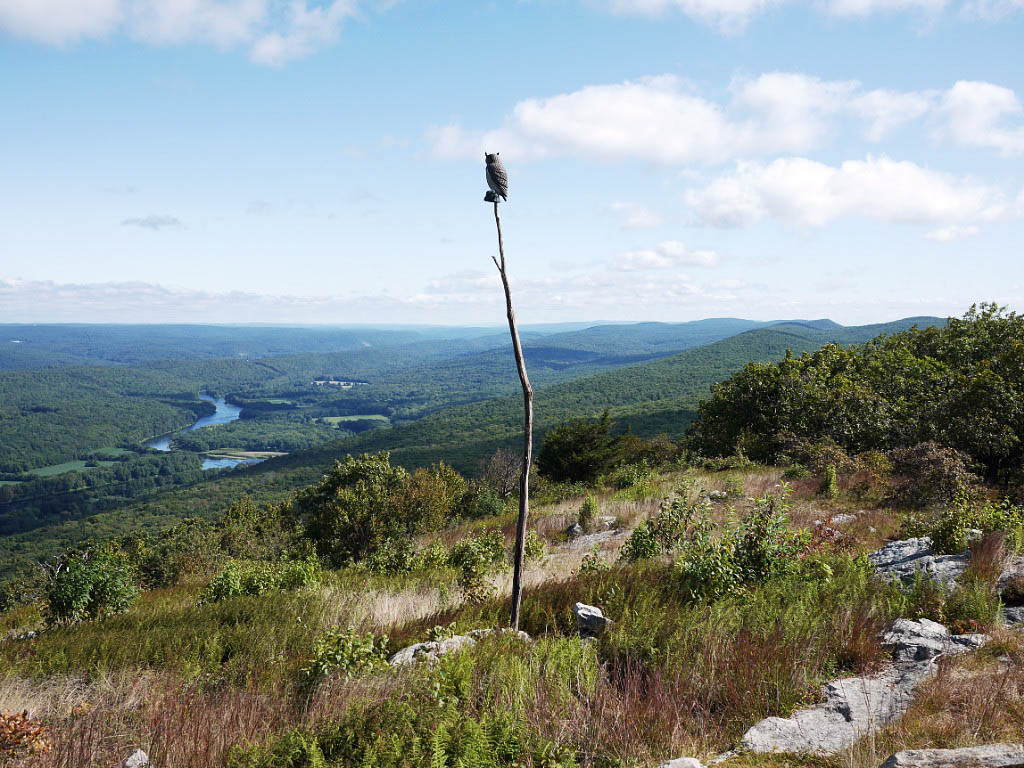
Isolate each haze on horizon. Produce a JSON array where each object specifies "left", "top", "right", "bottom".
[{"left": 1, "top": 0, "right": 1022, "bottom": 326}]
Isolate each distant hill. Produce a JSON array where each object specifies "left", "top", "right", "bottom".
[{"left": 0, "top": 312, "right": 947, "bottom": 578}]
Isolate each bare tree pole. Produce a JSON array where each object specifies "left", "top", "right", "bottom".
[{"left": 489, "top": 198, "right": 533, "bottom": 631}]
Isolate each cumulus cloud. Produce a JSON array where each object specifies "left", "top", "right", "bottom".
[
  {"left": 617, "top": 240, "right": 722, "bottom": 270},
  {"left": 938, "top": 80, "right": 1024, "bottom": 155},
  {"left": 685, "top": 155, "right": 1010, "bottom": 230},
  {"left": 431, "top": 74, "right": 1024, "bottom": 164},
  {"left": 609, "top": 202, "right": 663, "bottom": 229},
  {"left": 0, "top": 0, "right": 376, "bottom": 63}
]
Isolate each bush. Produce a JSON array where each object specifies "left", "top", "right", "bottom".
[
  {"left": 819, "top": 464, "right": 839, "bottom": 499},
  {"left": 886, "top": 441, "right": 980, "bottom": 509},
  {"left": 578, "top": 496, "right": 598, "bottom": 533},
  {"left": 289, "top": 452, "right": 410, "bottom": 565},
  {"left": 449, "top": 532, "right": 507, "bottom": 604},
  {"left": 44, "top": 551, "right": 139, "bottom": 626},
  {"left": 675, "top": 487, "right": 810, "bottom": 603},
  {"left": 524, "top": 531, "right": 546, "bottom": 562},
  {"left": 303, "top": 628, "right": 390, "bottom": 682},
  {"left": 364, "top": 537, "right": 418, "bottom": 575},
  {"left": 929, "top": 496, "right": 1024, "bottom": 554},
  {"left": 619, "top": 493, "right": 700, "bottom": 563},
  {"left": 200, "top": 557, "right": 322, "bottom": 604},
  {"left": 458, "top": 483, "right": 507, "bottom": 520}
]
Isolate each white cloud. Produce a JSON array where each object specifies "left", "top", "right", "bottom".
[
  {"left": 617, "top": 240, "right": 722, "bottom": 270},
  {"left": 849, "top": 88, "right": 936, "bottom": 140},
  {"left": 0, "top": 0, "right": 375, "bottom": 63},
  {"left": 0, "top": 0, "right": 122, "bottom": 45},
  {"left": 609, "top": 202, "right": 663, "bottom": 229},
  {"left": 127, "top": 0, "right": 266, "bottom": 46},
  {"left": 431, "top": 74, "right": 1024, "bottom": 164},
  {"left": 686, "top": 155, "right": 1010, "bottom": 230},
  {"left": 939, "top": 80, "right": 1024, "bottom": 155},
  {"left": 730, "top": 72, "right": 858, "bottom": 150},
  {"left": 962, "top": 0, "right": 1024, "bottom": 17},
  {"left": 601, "top": 0, "right": 779, "bottom": 31},
  {"left": 596, "top": 0, "right": 956, "bottom": 26},
  {"left": 121, "top": 214, "right": 185, "bottom": 230},
  {"left": 250, "top": 0, "right": 357, "bottom": 65},
  {"left": 926, "top": 224, "right": 981, "bottom": 241},
  {"left": 824, "top": 0, "right": 948, "bottom": 16}
]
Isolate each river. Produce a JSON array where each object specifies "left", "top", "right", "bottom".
[{"left": 145, "top": 393, "right": 263, "bottom": 470}]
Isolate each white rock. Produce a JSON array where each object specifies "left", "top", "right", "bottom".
[
  {"left": 830, "top": 513, "right": 856, "bottom": 525},
  {"left": 122, "top": 750, "right": 149, "bottom": 768},
  {"left": 656, "top": 758, "right": 704, "bottom": 768},
  {"left": 388, "top": 635, "right": 476, "bottom": 666},
  {"left": 879, "top": 744, "right": 1024, "bottom": 768},
  {"left": 573, "top": 602, "right": 610, "bottom": 639}
]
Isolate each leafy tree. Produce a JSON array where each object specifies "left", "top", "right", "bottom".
[
  {"left": 290, "top": 452, "right": 410, "bottom": 566},
  {"left": 537, "top": 410, "right": 619, "bottom": 483}
]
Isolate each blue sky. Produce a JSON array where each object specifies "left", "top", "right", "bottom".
[{"left": 1, "top": 0, "right": 1022, "bottom": 325}]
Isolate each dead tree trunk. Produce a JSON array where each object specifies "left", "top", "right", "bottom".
[{"left": 490, "top": 200, "right": 533, "bottom": 631}]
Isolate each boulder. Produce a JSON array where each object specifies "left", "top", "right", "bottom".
[
  {"left": 868, "top": 537, "right": 969, "bottom": 589},
  {"left": 879, "top": 744, "right": 1024, "bottom": 768},
  {"left": 566, "top": 523, "right": 584, "bottom": 539},
  {"left": 388, "top": 635, "right": 477, "bottom": 666},
  {"left": 741, "top": 618, "right": 985, "bottom": 756},
  {"left": 1004, "top": 606, "right": 1024, "bottom": 626},
  {"left": 655, "top": 759, "right": 704, "bottom": 768},
  {"left": 121, "top": 750, "right": 149, "bottom": 768},
  {"left": 573, "top": 602, "right": 611, "bottom": 639},
  {"left": 389, "top": 628, "right": 530, "bottom": 667},
  {"left": 466, "top": 628, "right": 532, "bottom": 643},
  {"left": 706, "top": 490, "right": 728, "bottom": 502},
  {"left": 830, "top": 513, "right": 856, "bottom": 525}
]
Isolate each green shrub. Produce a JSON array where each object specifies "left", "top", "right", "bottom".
[
  {"left": 820, "top": 464, "right": 839, "bottom": 499},
  {"left": 302, "top": 627, "right": 389, "bottom": 682},
  {"left": 449, "top": 532, "right": 507, "bottom": 604},
  {"left": 619, "top": 492, "right": 700, "bottom": 563},
  {"left": 578, "top": 544, "right": 609, "bottom": 575},
  {"left": 44, "top": 551, "right": 139, "bottom": 626},
  {"left": 782, "top": 464, "right": 811, "bottom": 480},
  {"left": 458, "top": 484, "right": 506, "bottom": 520},
  {"left": 930, "top": 496, "right": 1024, "bottom": 554},
  {"left": 578, "top": 495, "right": 598, "bottom": 533},
  {"left": 364, "top": 537, "right": 418, "bottom": 575},
  {"left": 673, "top": 487, "right": 811, "bottom": 603},
  {"left": 524, "top": 531, "right": 546, "bottom": 562},
  {"left": 200, "top": 557, "right": 322, "bottom": 604},
  {"left": 607, "top": 463, "right": 654, "bottom": 491}
]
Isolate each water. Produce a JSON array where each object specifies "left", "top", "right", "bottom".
[{"left": 144, "top": 394, "right": 260, "bottom": 470}]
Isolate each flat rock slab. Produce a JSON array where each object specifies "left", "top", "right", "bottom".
[
  {"left": 741, "top": 619, "right": 985, "bottom": 756},
  {"left": 868, "top": 537, "right": 969, "bottom": 589},
  {"left": 880, "top": 744, "right": 1024, "bottom": 768}
]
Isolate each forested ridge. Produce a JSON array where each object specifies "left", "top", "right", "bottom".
[{"left": 0, "top": 314, "right": 942, "bottom": 577}]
